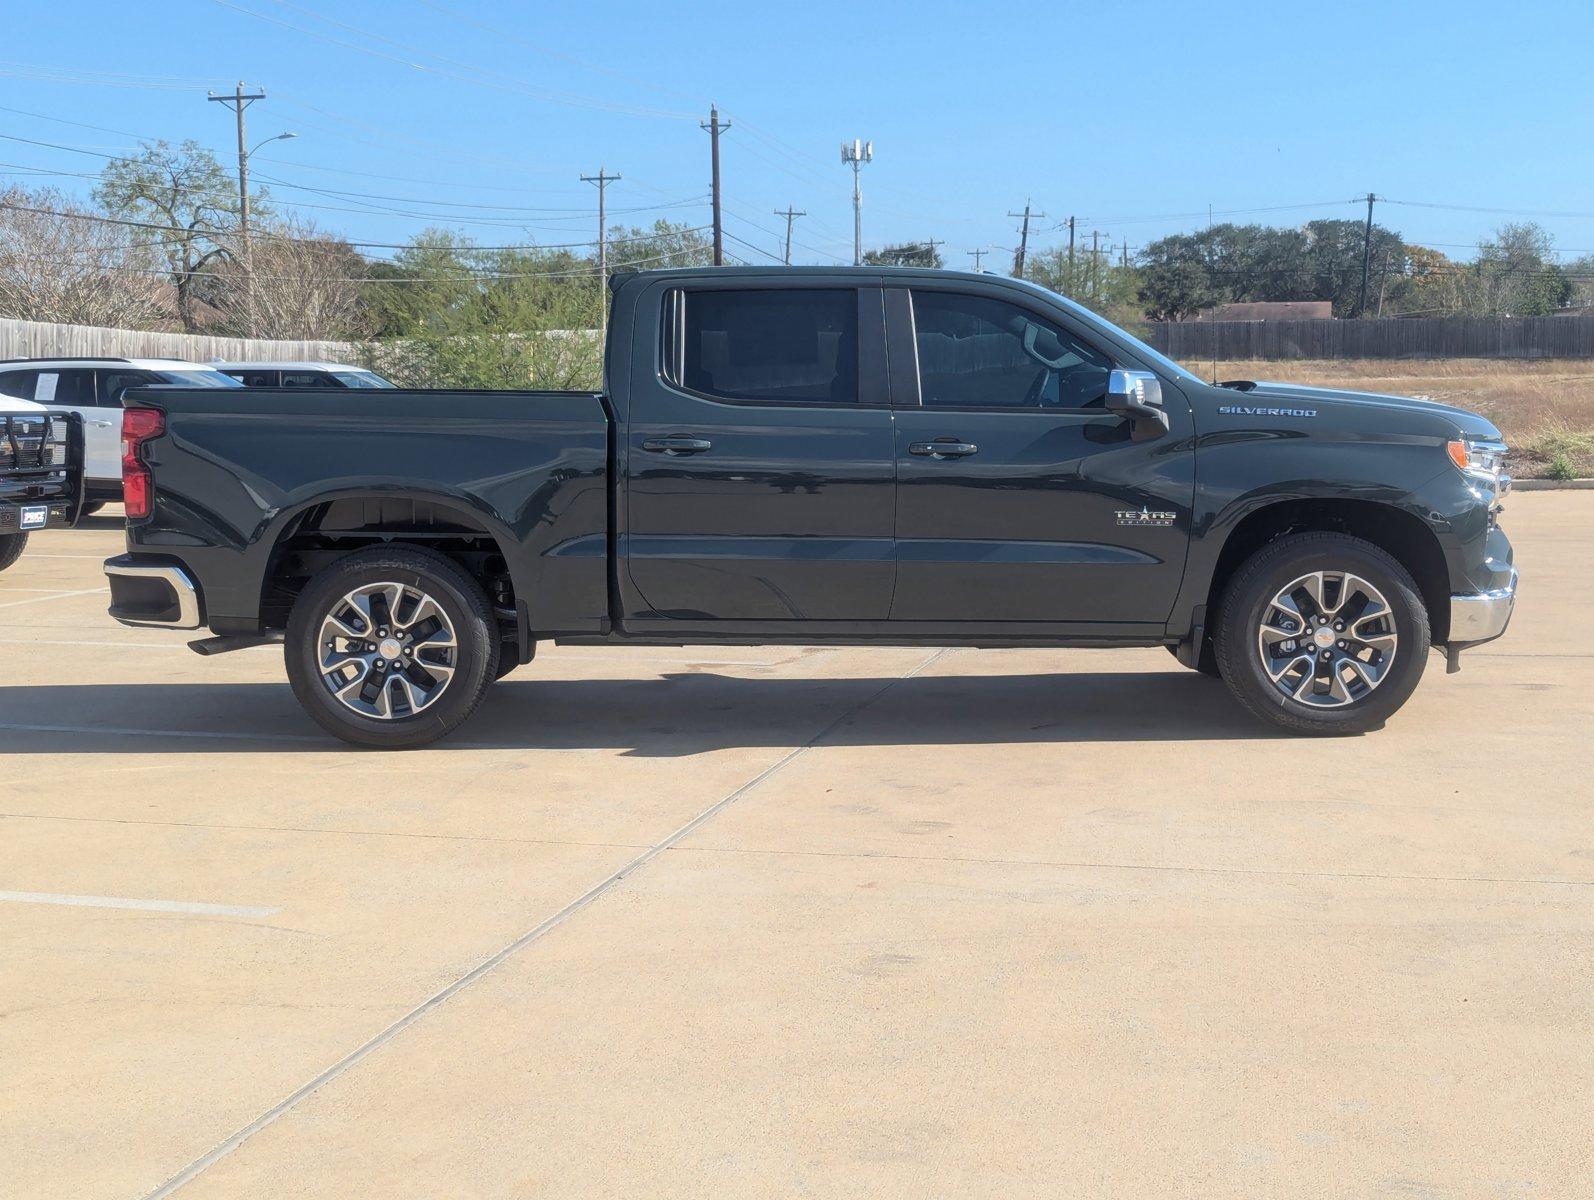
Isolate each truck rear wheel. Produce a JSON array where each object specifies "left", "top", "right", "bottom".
[
  {"left": 0, "top": 531, "right": 27, "bottom": 573},
  {"left": 285, "top": 545, "right": 499, "bottom": 749},
  {"left": 1214, "top": 532, "right": 1430, "bottom": 736}
]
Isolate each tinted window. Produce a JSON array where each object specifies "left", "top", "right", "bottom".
[
  {"left": 911, "top": 291, "right": 1112, "bottom": 409},
  {"left": 33, "top": 370, "right": 96, "bottom": 405},
  {"left": 0, "top": 370, "right": 38, "bottom": 400},
  {"left": 282, "top": 371, "right": 340, "bottom": 388},
  {"left": 99, "top": 371, "right": 154, "bottom": 405},
  {"left": 224, "top": 369, "right": 279, "bottom": 387},
  {"left": 154, "top": 370, "right": 242, "bottom": 388},
  {"left": 331, "top": 370, "right": 394, "bottom": 388},
  {"left": 679, "top": 289, "right": 857, "bottom": 405}
]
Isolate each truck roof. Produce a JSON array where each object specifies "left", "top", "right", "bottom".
[
  {"left": 0, "top": 357, "right": 219, "bottom": 370},
  {"left": 619, "top": 265, "right": 1001, "bottom": 284}
]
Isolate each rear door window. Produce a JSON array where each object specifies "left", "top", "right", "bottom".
[{"left": 672, "top": 288, "right": 858, "bottom": 406}]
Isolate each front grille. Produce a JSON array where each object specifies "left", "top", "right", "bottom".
[{"left": 2, "top": 414, "right": 53, "bottom": 474}]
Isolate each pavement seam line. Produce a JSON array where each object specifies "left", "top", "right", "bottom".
[
  {"left": 0, "top": 586, "right": 108, "bottom": 610},
  {"left": 139, "top": 648, "right": 949, "bottom": 1199}
]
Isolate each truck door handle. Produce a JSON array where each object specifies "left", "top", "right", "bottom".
[
  {"left": 909, "top": 439, "right": 978, "bottom": 458},
  {"left": 642, "top": 436, "right": 712, "bottom": 455},
  {"left": 89, "top": 419, "right": 115, "bottom": 428}
]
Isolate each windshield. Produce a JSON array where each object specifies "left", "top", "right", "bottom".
[
  {"left": 155, "top": 370, "right": 243, "bottom": 388},
  {"left": 331, "top": 370, "right": 395, "bottom": 389},
  {"left": 1008, "top": 278, "right": 1206, "bottom": 386}
]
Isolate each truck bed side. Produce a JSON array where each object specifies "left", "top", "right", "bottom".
[{"left": 123, "top": 386, "right": 611, "bottom": 637}]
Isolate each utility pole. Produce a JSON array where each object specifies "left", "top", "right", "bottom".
[
  {"left": 1120, "top": 242, "right": 1132, "bottom": 269},
  {"left": 841, "top": 138, "right": 873, "bottom": 266},
  {"left": 1356, "top": 192, "right": 1379, "bottom": 318},
  {"left": 582, "top": 167, "right": 620, "bottom": 336},
  {"left": 208, "top": 82, "right": 266, "bottom": 328},
  {"left": 1008, "top": 201, "right": 1046, "bottom": 278},
  {"left": 1066, "top": 216, "right": 1077, "bottom": 287},
  {"left": 1090, "top": 229, "right": 1105, "bottom": 299},
  {"left": 774, "top": 205, "right": 806, "bottom": 266},
  {"left": 967, "top": 247, "right": 988, "bottom": 272},
  {"left": 701, "top": 105, "right": 730, "bottom": 266}
]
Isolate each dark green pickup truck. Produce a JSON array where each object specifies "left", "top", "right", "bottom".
[{"left": 104, "top": 267, "right": 1515, "bottom": 747}]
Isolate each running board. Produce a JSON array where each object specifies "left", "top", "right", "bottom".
[{"left": 188, "top": 632, "right": 285, "bottom": 656}]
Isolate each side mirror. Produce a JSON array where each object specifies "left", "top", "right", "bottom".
[{"left": 1105, "top": 369, "right": 1169, "bottom": 439}]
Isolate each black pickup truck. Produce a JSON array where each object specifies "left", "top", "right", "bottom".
[{"left": 103, "top": 267, "right": 1516, "bottom": 747}]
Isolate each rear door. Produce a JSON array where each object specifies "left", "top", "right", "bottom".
[
  {"left": 887, "top": 283, "right": 1194, "bottom": 626},
  {"left": 36, "top": 368, "right": 115, "bottom": 483},
  {"left": 620, "top": 278, "right": 896, "bottom": 625}
]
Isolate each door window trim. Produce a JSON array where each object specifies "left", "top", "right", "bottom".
[
  {"left": 658, "top": 285, "right": 885, "bottom": 410},
  {"left": 888, "top": 283, "right": 1122, "bottom": 414}
]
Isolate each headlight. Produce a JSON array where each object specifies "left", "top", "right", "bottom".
[{"left": 1447, "top": 437, "right": 1510, "bottom": 495}]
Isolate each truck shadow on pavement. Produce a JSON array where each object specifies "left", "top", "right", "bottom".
[{"left": 0, "top": 669, "right": 1281, "bottom": 753}]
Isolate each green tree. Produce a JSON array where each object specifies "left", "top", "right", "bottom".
[
  {"left": 95, "top": 139, "right": 260, "bottom": 331},
  {"left": 1473, "top": 223, "right": 1571, "bottom": 316},
  {"left": 862, "top": 242, "right": 945, "bottom": 268}
]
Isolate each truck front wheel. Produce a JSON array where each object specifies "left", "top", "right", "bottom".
[
  {"left": 285, "top": 545, "right": 499, "bottom": 749},
  {"left": 0, "top": 532, "right": 27, "bottom": 573},
  {"left": 1214, "top": 532, "right": 1430, "bottom": 736}
]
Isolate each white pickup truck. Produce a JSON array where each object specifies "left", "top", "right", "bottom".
[{"left": 0, "top": 357, "right": 239, "bottom": 509}]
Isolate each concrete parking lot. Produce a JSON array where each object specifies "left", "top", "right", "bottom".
[{"left": 1, "top": 494, "right": 1590, "bottom": 1199}]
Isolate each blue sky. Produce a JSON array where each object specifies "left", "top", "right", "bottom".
[{"left": 4, "top": 0, "right": 1593, "bottom": 267}]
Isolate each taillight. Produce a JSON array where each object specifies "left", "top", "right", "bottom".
[{"left": 121, "top": 407, "right": 165, "bottom": 520}]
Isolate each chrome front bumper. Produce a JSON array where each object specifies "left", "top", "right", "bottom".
[
  {"left": 1449, "top": 566, "right": 1517, "bottom": 646},
  {"left": 104, "top": 556, "right": 202, "bottom": 629}
]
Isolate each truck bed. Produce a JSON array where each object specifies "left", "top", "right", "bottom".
[{"left": 123, "top": 386, "right": 612, "bottom": 635}]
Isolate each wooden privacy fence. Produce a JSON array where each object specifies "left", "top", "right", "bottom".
[
  {"left": 0, "top": 317, "right": 357, "bottom": 363},
  {"left": 1144, "top": 314, "right": 1594, "bottom": 361}
]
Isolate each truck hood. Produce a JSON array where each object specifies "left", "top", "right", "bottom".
[{"left": 1230, "top": 381, "right": 1502, "bottom": 440}]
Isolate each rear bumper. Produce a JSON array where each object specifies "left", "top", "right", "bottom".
[
  {"left": 104, "top": 554, "right": 202, "bottom": 629},
  {"left": 1449, "top": 566, "right": 1517, "bottom": 647},
  {"left": 1, "top": 496, "right": 75, "bottom": 533}
]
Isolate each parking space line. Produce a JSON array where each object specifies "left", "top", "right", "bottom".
[
  {"left": 0, "top": 587, "right": 108, "bottom": 610},
  {"left": 0, "top": 638, "right": 183, "bottom": 650},
  {"left": 0, "top": 890, "right": 280, "bottom": 918},
  {"left": 0, "top": 720, "right": 331, "bottom": 745},
  {"left": 140, "top": 647, "right": 950, "bottom": 1200}
]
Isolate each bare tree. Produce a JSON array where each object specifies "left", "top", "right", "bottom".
[
  {"left": 203, "top": 217, "right": 369, "bottom": 339},
  {"left": 95, "top": 140, "right": 248, "bottom": 332},
  {"left": 0, "top": 187, "right": 168, "bottom": 327}
]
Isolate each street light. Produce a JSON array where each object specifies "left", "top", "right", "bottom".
[
  {"left": 238, "top": 131, "right": 295, "bottom": 332},
  {"left": 249, "top": 130, "right": 296, "bottom": 158}
]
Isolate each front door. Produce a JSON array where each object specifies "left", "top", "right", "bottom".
[
  {"left": 623, "top": 281, "right": 896, "bottom": 624},
  {"left": 36, "top": 369, "right": 116, "bottom": 484},
  {"left": 887, "top": 284, "right": 1194, "bottom": 626}
]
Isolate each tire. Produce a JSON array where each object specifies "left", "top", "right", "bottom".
[
  {"left": 1166, "top": 640, "right": 1220, "bottom": 678},
  {"left": 1214, "top": 532, "right": 1430, "bottom": 736},
  {"left": 0, "top": 531, "right": 27, "bottom": 573},
  {"left": 285, "top": 545, "right": 499, "bottom": 749}
]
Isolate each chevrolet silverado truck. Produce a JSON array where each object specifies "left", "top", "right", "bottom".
[
  {"left": 2, "top": 395, "right": 81, "bottom": 572},
  {"left": 102, "top": 267, "right": 1516, "bottom": 748}
]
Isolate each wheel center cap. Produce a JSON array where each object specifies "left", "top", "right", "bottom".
[
  {"left": 378, "top": 637, "right": 403, "bottom": 660},
  {"left": 1313, "top": 627, "right": 1336, "bottom": 649}
]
